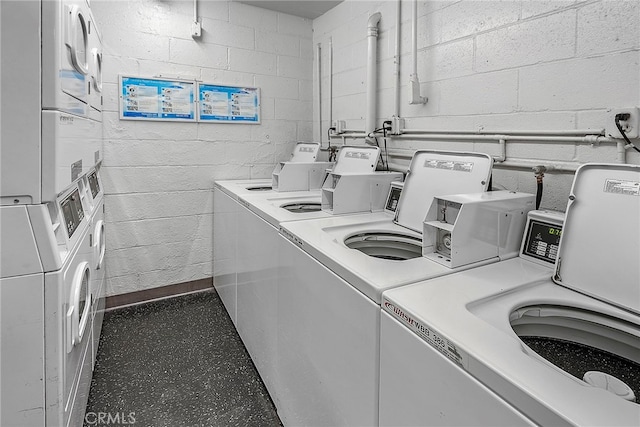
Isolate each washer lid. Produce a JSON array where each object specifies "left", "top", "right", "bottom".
[
  {"left": 290, "top": 142, "right": 320, "bottom": 162},
  {"left": 332, "top": 146, "right": 380, "bottom": 174},
  {"left": 395, "top": 150, "right": 493, "bottom": 233},
  {"left": 554, "top": 163, "right": 640, "bottom": 315}
]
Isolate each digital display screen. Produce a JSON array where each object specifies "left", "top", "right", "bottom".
[
  {"left": 385, "top": 186, "right": 402, "bottom": 212},
  {"left": 523, "top": 220, "right": 562, "bottom": 264}
]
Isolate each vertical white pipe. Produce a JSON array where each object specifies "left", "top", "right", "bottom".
[
  {"left": 394, "top": 0, "right": 401, "bottom": 118},
  {"left": 409, "top": 0, "right": 427, "bottom": 104},
  {"left": 329, "top": 37, "right": 333, "bottom": 134},
  {"left": 317, "top": 43, "right": 322, "bottom": 145},
  {"left": 366, "top": 12, "right": 382, "bottom": 143}
]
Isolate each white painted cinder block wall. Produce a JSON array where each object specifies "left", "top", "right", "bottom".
[
  {"left": 314, "top": 0, "right": 640, "bottom": 208},
  {"left": 92, "top": 0, "right": 313, "bottom": 296}
]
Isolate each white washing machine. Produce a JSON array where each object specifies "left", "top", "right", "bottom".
[
  {"left": 213, "top": 142, "right": 327, "bottom": 324},
  {"left": 380, "top": 209, "right": 564, "bottom": 426},
  {"left": 80, "top": 166, "right": 106, "bottom": 368},
  {"left": 233, "top": 171, "right": 402, "bottom": 410},
  {"left": 0, "top": 182, "right": 95, "bottom": 427},
  {"left": 213, "top": 145, "right": 390, "bottom": 410},
  {"left": 275, "top": 150, "right": 537, "bottom": 426},
  {"left": 212, "top": 144, "right": 380, "bottom": 324},
  {"left": 381, "top": 163, "right": 640, "bottom": 426}
]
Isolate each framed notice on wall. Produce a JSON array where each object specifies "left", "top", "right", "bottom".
[
  {"left": 198, "top": 83, "right": 260, "bottom": 124},
  {"left": 119, "top": 76, "right": 196, "bottom": 121}
]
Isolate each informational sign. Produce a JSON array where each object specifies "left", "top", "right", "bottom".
[
  {"left": 119, "top": 76, "right": 196, "bottom": 121},
  {"left": 198, "top": 83, "right": 260, "bottom": 123}
]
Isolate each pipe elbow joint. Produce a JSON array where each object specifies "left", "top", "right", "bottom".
[{"left": 368, "top": 12, "right": 382, "bottom": 28}]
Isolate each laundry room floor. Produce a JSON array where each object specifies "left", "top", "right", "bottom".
[{"left": 85, "top": 289, "right": 282, "bottom": 427}]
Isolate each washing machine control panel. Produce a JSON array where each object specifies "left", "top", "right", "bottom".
[
  {"left": 385, "top": 182, "right": 404, "bottom": 214},
  {"left": 521, "top": 210, "right": 565, "bottom": 265},
  {"left": 87, "top": 170, "right": 100, "bottom": 199},
  {"left": 61, "top": 188, "right": 85, "bottom": 238}
]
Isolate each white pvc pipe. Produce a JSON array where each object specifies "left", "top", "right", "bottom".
[
  {"left": 409, "top": 0, "right": 427, "bottom": 104},
  {"left": 617, "top": 141, "right": 627, "bottom": 163},
  {"left": 401, "top": 128, "right": 605, "bottom": 136},
  {"left": 394, "top": 0, "right": 401, "bottom": 118},
  {"left": 386, "top": 155, "right": 581, "bottom": 173},
  {"left": 390, "top": 133, "right": 615, "bottom": 144},
  {"left": 316, "top": 43, "right": 322, "bottom": 145},
  {"left": 365, "top": 12, "right": 382, "bottom": 144},
  {"left": 329, "top": 37, "right": 333, "bottom": 136}
]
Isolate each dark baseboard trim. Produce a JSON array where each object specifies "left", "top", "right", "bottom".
[{"left": 105, "top": 277, "right": 213, "bottom": 310}]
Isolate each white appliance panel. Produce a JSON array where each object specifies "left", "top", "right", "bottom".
[
  {"left": 277, "top": 236, "right": 379, "bottom": 427},
  {"left": 236, "top": 207, "right": 280, "bottom": 402},
  {"left": 42, "top": 111, "right": 100, "bottom": 202},
  {"left": 0, "top": 273, "right": 45, "bottom": 427},
  {"left": 379, "top": 311, "right": 535, "bottom": 426},
  {"left": 213, "top": 187, "right": 239, "bottom": 324},
  {"left": 0, "top": 1, "right": 42, "bottom": 204},
  {"left": 0, "top": 206, "right": 43, "bottom": 277}
]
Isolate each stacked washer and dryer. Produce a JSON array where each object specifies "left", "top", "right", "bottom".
[{"left": 0, "top": 1, "right": 105, "bottom": 426}]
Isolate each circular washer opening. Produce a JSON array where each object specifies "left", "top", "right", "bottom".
[
  {"left": 247, "top": 186, "right": 272, "bottom": 191},
  {"left": 281, "top": 202, "right": 321, "bottom": 213},
  {"left": 344, "top": 232, "right": 422, "bottom": 260},
  {"left": 511, "top": 305, "right": 640, "bottom": 403}
]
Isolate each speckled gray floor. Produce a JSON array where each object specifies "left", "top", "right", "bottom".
[{"left": 85, "top": 289, "right": 282, "bottom": 427}]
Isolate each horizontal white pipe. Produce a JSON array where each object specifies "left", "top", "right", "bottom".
[
  {"left": 391, "top": 133, "right": 616, "bottom": 144},
  {"left": 401, "top": 128, "right": 605, "bottom": 136},
  {"left": 330, "top": 129, "right": 613, "bottom": 143},
  {"left": 386, "top": 157, "right": 580, "bottom": 173}
]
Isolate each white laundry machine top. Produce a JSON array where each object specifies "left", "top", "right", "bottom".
[
  {"left": 279, "top": 149, "right": 498, "bottom": 303},
  {"left": 381, "top": 163, "right": 640, "bottom": 426},
  {"left": 239, "top": 190, "right": 334, "bottom": 228},
  {"left": 214, "top": 143, "right": 328, "bottom": 198},
  {"left": 214, "top": 179, "right": 277, "bottom": 200},
  {"left": 289, "top": 142, "right": 321, "bottom": 162},
  {"left": 552, "top": 163, "right": 639, "bottom": 314},
  {"left": 332, "top": 145, "right": 381, "bottom": 174},
  {"left": 395, "top": 150, "right": 493, "bottom": 233}
]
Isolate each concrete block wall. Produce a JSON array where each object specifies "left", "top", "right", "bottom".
[
  {"left": 92, "top": 0, "right": 313, "bottom": 296},
  {"left": 314, "top": 0, "right": 640, "bottom": 210}
]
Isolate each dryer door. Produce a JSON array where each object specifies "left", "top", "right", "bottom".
[
  {"left": 67, "top": 262, "right": 91, "bottom": 353},
  {"left": 91, "top": 47, "right": 103, "bottom": 95},
  {"left": 66, "top": 4, "right": 89, "bottom": 76},
  {"left": 94, "top": 220, "right": 106, "bottom": 269}
]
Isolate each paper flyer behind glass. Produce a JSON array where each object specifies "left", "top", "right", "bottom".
[{"left": 119, "top": 76, "right": 196, "bottom": 121}]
